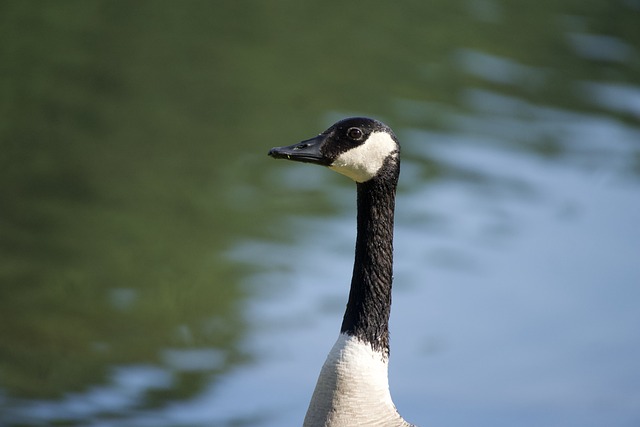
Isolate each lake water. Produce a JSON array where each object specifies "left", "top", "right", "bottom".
[{"left": 1, "top": 1, "right": 639, "bottom": 426}]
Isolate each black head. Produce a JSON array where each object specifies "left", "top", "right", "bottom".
[{"left": 268, "top": 117, "right": 399, "bottom": 183}]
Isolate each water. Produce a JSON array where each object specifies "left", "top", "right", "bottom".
[{"left": 1, "top": 1, "right": 639, "bottom": 426}]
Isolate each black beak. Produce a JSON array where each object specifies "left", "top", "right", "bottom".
[{"left": 268, "top": 134, "right": 330, "bottom": 166}]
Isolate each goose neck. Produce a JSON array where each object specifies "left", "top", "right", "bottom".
[{"left": 340, "top": 170, "right": 398, "bottom": 354}]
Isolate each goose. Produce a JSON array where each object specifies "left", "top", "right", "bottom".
[{"left": 268, "top": 117, "right": 416, "bottom": 427}]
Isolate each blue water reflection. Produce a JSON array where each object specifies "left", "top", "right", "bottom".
[{"left": 228, "top": 92, "right": 640, "bottom": 425}]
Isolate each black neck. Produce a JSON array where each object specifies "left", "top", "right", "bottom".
[{"left": 340, "top": 160, "right": 399, "bottom": 355}]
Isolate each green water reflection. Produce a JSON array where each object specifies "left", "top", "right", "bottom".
[{"left": 1, "top": 0, "right": 638, "bottom": 425}]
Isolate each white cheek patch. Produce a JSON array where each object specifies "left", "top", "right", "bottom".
[{"left": 328, "top": 131, "right": 398, "bottom": 182}]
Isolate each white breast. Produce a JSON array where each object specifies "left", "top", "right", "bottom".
[{"left": 303, "top": 333, "right": 410, "bottom": 427}]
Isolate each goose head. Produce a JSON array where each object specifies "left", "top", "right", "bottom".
[{"left": 268, "top": 117, "right": 400, "bottom": 183}]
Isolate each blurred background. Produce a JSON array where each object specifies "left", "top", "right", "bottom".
[{"left": 1, "top": 1, "right": 639, "bottom": 426}]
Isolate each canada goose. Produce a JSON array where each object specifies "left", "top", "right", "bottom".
[{"left": 269, "top": 117, "right": 416, "bottom": 427}]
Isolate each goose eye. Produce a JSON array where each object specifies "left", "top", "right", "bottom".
[{"left": 347, "top": 127, "right": 363, "bottom": 141}]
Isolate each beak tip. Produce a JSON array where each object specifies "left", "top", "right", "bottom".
[{"left": 268, "top": 147, "right": 283, "bottom": 159}]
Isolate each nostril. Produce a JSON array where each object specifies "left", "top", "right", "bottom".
[{"left": 295, "top": 143, "right": 309, "bottom": 150}]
